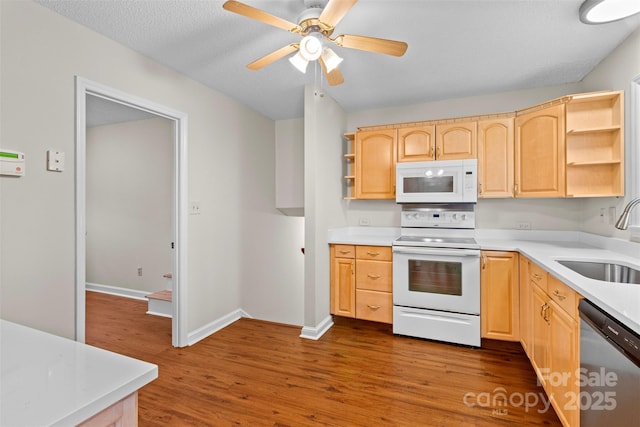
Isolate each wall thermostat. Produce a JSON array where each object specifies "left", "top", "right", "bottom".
[{"left": 0, "top": 149, "right": 25, "bottom": 176}]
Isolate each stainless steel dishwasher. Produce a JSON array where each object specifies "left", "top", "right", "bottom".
[{"left": 579, "top": 299, "right": 640, "bottom": 426}]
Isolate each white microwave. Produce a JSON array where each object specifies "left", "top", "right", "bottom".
[{"left": 396, "top": 159, "right": 478, "bottom": 203}]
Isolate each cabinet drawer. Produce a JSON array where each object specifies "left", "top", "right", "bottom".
[
  {"left": 356, "top": 290, "right": 392, "bottom": 323},
  {"left": 529, "top": 263, "right": 548, "bottom": 292},
  {"left": 548, "top": 275, "right": 579, "bottom": 319},
  {"left": 333, "top": 245, "right": 355, "bottom": 258},
  {"left": 356, "top": 246, "right": 392, "bottom": 261},
  {"left": 356, "top": 260, "right": 392, "bottom": 292}
]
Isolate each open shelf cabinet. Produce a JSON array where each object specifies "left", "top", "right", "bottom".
[
  {"left": 565, "top": 91, "right": 623, "bottom": 197},
  {"left": 344, "top": 133, "right": 356, "bottom": 200}
]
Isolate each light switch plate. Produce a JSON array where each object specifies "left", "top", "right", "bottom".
[{"left": 47, "top": 150, "right": 64, "bottom": 172}]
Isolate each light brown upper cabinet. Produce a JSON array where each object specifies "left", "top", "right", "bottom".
[
  {"left": 478, "top": 117, "right": 514, "bottom": 198},
  {"left": 565, "top": 91, "right": 624, "bottom": 197},
  {"left": 515, "top": 104, "right": 566, "bottom": 198},
  {"left": 355, "top": 129, "right": 397, "bottom": 199},
  {"left": 397, "top": 125, "right": 435, "bottom": 162},
  {"left": 435, "top": 120, "right": 478, "bottom": 160}
]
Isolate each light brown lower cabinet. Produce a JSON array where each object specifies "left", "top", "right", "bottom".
[
  {"left": 78, "top": 392, "right": 138, "bottom": 427},
  {"left": 330, "top": 244, "right": 392, "bottom": 324},
  {"left": 529, "top": 267, "right": 581, "bottom": 427},
  {"left": 480, "top": 251, "right": 519, "bottom": 341}
]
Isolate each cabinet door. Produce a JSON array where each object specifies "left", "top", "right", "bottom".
[
  {"left": 480, "top": 251, "right": 519, "bottom": 341},
  {"left": 355, "top": 129, "right": 397, "bottom": 199},
  {"left": 330, "top": 246, "right": 355, "bottom": 318},
  {"left": 515, "top": 104, "right": 566, "bottom": 197},
  {"left": 435, "top": 121, "right": 477, "bottom": 160},
  {"left": 519, "top": 255, "right": 531, "bottom": 356},
  {"left": 397, "top": 125, "right": 435, "bottom": 162},
  {"left": 530, "top": 284, "right": 549, "bottom": 386},
  {"left": 478, "top": 118, "right": 514, "bottom": 198},
  {"left": 548, "top": 302, "right": 579, "bottom": 427}
]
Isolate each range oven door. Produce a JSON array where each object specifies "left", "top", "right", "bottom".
[{"left": 392, "top": 246, "right": 480, "bottom": 315}]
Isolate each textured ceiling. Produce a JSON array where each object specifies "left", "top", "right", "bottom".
[{"left": 36, "top": 0, "right": 640, "bottom": 120}]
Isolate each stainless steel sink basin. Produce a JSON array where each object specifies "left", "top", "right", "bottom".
[{"left": 557, "top": 260, "right": 640, "bottom": 284}]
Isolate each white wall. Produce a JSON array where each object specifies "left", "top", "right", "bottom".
[
  {"left": 275, "top": 118, "right": 304, "bottom": 216},
  {"left": 304, "top": 85, "right": 348, "bottom": 328},
  {"left": 0, "top": 1, "right": 303, "bottom": 338},
  {"left": 579, "top": 27, "right": 640, "bottom": 238},
  {"left": 86, "top": 118, "right": 173, "bottom": 294}
]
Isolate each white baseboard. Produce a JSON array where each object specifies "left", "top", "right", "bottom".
[
  {"left": 146, "top": 310, "right": 173, "bottom": 318},
  {"left": 299, "top": 315, "right": 334, "bottom": 340},
  {"left": 187, "top": 308, "right": 252, "bottom": 346},
  {"left": 86, "top": 283, "right": 149, "bottom": 301}
]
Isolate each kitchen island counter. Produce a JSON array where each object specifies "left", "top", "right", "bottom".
[{"left": 0, "top": 320, "right": 158, "bottom": 426}]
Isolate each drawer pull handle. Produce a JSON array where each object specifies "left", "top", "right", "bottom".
[
  {"left": 339, "top": 250, "right": 351, "bottom": 255},
  {"left": 367, "top": 251, "right": 380, "bottom": 257},
  {"left": 367, "top": 305, "right": 381, "bottom": 310},
  {"left": 533, "top": 273, "right": 542, "bottom": 280},
  {"left": 367, "top": 274, "right": 381, "bottom": 279},
  {"left": 552, "top": 290, "right": 566, "bottom": 301}
]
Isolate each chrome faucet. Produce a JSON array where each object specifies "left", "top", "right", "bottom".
[{"left": 614, "top": 197, "right": 640, "bottom": 230}]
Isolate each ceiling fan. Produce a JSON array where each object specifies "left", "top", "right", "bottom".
[{"left": 222, "top": 0, "right": 408, "bottom": 86}]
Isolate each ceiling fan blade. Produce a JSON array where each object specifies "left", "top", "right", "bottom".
[
  {"left": 247, "top": 44, "right": 299, "bottom": 70},
  {"left": 319, "top": 57, "right": 344, "bottom": 86},
  {"left": 319, "top": 0, "right": 358, "bottom": 28},
  {"left": 333, "top": 34, "right": 408, "bottom": 57},
  {"left": 223, "top": 1, "right": 301, "bottom": 33}
]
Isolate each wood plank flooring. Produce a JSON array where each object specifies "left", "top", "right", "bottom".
[{"left": 86, "top": 291, "right": 561, "bottom": 426}]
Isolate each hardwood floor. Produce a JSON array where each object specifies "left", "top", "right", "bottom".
[{"left": 86, "top": 291, "right": 561, "bottom": 426}]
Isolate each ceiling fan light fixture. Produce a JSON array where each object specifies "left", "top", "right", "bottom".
[
  {"left": 579, "top": 0, "right": 640, "bottom": 24},
  {"left": 299, "top": 34, "right": 323, "bottom": 61},
  {"left": 289, "top": 51, "right": 309, "bottom": 73},
  {"left": 321, "top": 48, "right": 343, "bottom": 72}
]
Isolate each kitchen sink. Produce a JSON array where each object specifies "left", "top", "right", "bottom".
[{"left": 557, "top": 260, "right": 640, "bottom": 284}]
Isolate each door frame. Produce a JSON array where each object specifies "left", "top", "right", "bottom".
[
  {"left": 75, "top": 77, "right": 189, "bottom": 347},
  {"left": 630, "top": 75, "right": 640, "bottom": 234}
]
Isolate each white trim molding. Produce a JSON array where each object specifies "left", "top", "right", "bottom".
[
  {"left": 75, "top": 76, "right": 189, "bottom": 347},
  {"left": 187, "top": 309, "right": 252, "bottom": 346},
  {"left": 629, "top": 75, "right": 640, "bottom": 242},
  {"left": 86, "top": 283, "right": 149, "bottom": 301},
  {"left": 299, "top": 316, "right": 334, "bottom": 340}
]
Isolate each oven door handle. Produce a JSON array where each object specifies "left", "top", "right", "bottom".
[{"left": 392, "top": 247, "right": 480, "bottom": 257}]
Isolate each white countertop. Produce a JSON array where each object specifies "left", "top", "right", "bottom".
[
  {"left": 328, "top": 226, "right": 640, "bottom": 334},
  {"left": 0, "top": 320, "right": 158, "bottom": 427}
]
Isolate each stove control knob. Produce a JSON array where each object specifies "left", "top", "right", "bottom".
[
  {"left": 460, "top": 214, "right": 467, "bottom": 221},
  {"left": 452, "top": 213, "right": 458, "bottom": 220}
]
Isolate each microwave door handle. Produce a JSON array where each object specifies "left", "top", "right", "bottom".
[{"left": 393, "top": 247, "right": 480, "bottom": 257}]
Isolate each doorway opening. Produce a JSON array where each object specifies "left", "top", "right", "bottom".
[{"left": 75, "top": 77, "right": 188, "bottom": 347}]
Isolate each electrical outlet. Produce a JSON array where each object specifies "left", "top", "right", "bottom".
[
  {"left": 517, "top": 222, "right": 531, "bottom": 230},
  {"left": 137, "top": 267, "right": 143, "bottom": 277},
  {"left": 359, "top": 217, "right": 371, "bottom": 226},
  {"left": 189, "top": 201, "right": 201, "bottom": 215},
  {"left": 608, "top": 207, "right": 616, "bottom": 225}
]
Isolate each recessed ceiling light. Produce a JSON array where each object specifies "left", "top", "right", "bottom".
[{"left": 579, "top": 0, "right": 640, "bottom": 24}]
